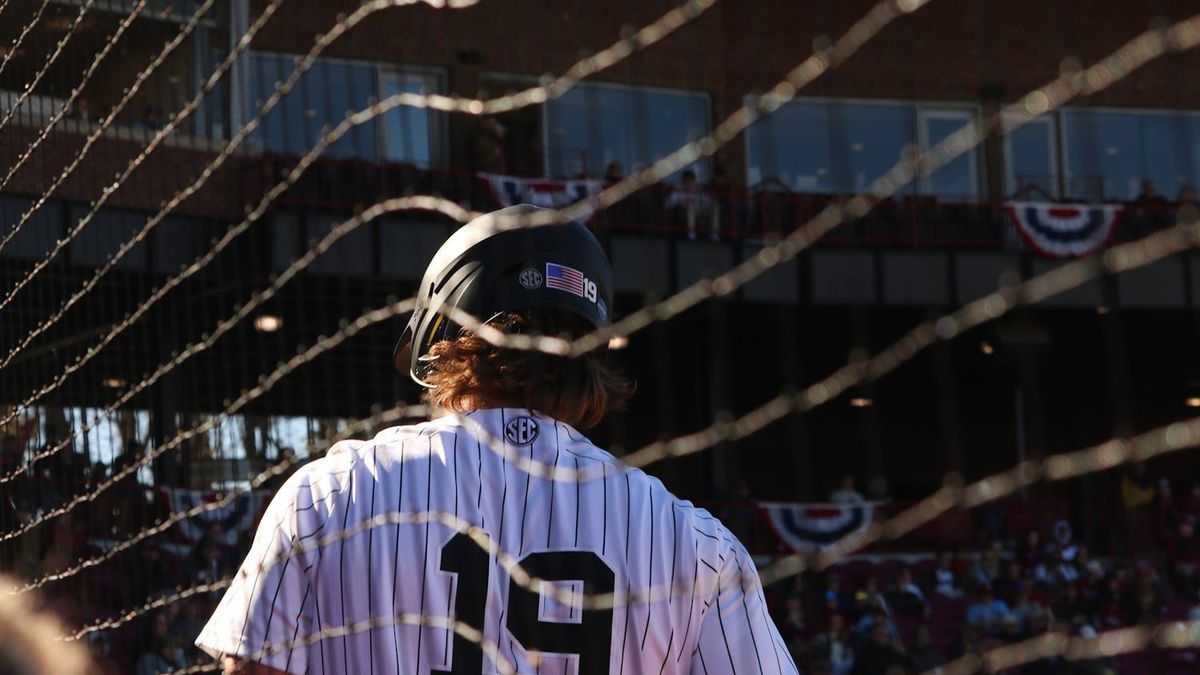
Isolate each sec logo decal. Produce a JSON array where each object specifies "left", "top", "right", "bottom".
[{"left": 504, "top": 416, "right": 540, "bottom": 446}]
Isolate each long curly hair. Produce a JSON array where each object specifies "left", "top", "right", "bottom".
[{"left": 421, "top": 310, "right": 634, "bottom": 429}]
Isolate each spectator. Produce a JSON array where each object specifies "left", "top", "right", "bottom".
[
  {"left": 666, "top": 169, "right": 715, "bottom": 241},
  {"left": 818, "top": 572, "right": 853, "bottom": 617},
  {"left": 852, "top": 621, "right": 906, "bottom": 674},
  {"left": 1018, "top": 529, "right": 1043, "bottom": 569},
  {"left": 134, "top": 106, "right": 162, "bottom": 133},
  {"left": 1053, "top": 583, "right": 1089, "bottom": 626},
  {"left": 1052, "top": 519, "right": 1079, "bottom": 561},
  {"left": 852, "top": 576, "right": 891, "bottom": 619},
  {"left": 188, "top": 524, "right": 233, "bottom": 584},
  {"left": 830, "top": 476, "right": 865, "bottom": 504},
  {"left": 993, "top": 559, "right": 1026, "bottom": 605},
  {"left": 968, "top": 548, "right": 1002, "bottom": 591},
  {"left": 965, "top": 585, "right": 1010, "bottom": 629},
  {"left": 135, "top": 635, "right": 182, "bottom": 675},
  {"left": 905, "top": 626, "right": 942, "bottom": 673},
  {"left": 1169, "top": 518, "right": 1200, "bottom": 597},
  {"left": 1007, "top": 582, "right": 1037, "bottom": 628},
  {"left": 889, "top": 566, "right": 928, "bottom": 616},
  {"left": 929, "top": 550, "right": 963, "bottom": 598},
  {"left": 66, "top": 98, "right": 97, "bottom": 125},
  {"left": 809, "top": 613, "right": 855, "bottom": 675},
  {"left": 603, "top": 160, "right": 624, "bottom": 186},
  {"left": 853, "top": 604, "right": 899, "bottom": 647},
  {"left": 946, "top": 622, "right": 983, "bottom": 661},
  {"left": 706, "top": 164, "right": 736, "bottom": 235},
  {"left": 1130, "top": 179, "right": 1170, "bottom": 229},
  {"left": 778, "top": 595, "right": 808, "bottom": 648}
]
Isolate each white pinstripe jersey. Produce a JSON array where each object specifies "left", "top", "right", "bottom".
[{"left": 197, "top": 408, "right": 798, "bottom": 675}]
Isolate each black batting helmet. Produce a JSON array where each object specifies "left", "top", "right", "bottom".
[{"left": 394, "top": 204, "right": 613, "bottom": 386}]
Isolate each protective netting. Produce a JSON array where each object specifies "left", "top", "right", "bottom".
[{"left": 0, "top": 0, "right": 1198, "bottom": 673}]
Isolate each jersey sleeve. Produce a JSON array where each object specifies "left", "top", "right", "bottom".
[
  {"left": 690, "top": 535, "right": 799, "bottom": 675},
  {"left": 195, "top": 469, "right": 318, "bottom": 674}
]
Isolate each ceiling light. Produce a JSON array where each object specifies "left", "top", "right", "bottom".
[
  {"left": 1095, "top": 305, "right": 1111, "bottom": 315},
  {"left": 849, "top": 397, "right": 873, "bottom": 408},
  {"left": 607, "top": 335, "right": 628, "bottom": 350},
  {"left": 980, "top": 341, "right": 995, "bottom": 355},
  {"left": 253, "top": 315, "right": 283, "bottom": 332},
  {"left": 101, "top": 378, "right": 125, "bottom": 389},
  {"left": 1186, "top": 397, "right": 1200, "bottom": 408}
]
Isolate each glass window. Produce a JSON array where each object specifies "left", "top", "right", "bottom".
[
  {"left": 839, "top": 102, "right": 916, "bottom": 195},
  {"left": 247, "top": 53, "right": 378, "bottom": 160},
  {"left": 745, "top": 101, "right": 833, "bottom": 190},
  {"left": 380, "top": 71, "right": 440, "bottom": 168},
  {"left": 1005, "top": 115, "right": 1059, "bottom": 199},
  {"left": 920, "top": 109, "right": 979, "bottom": 199},
  {"left": 1064, "top": 110, "right": 1146, "bottom": 200},
  {"left": 544, "top": 83, "right": 709, "bottom": 181},
  {"left": 746, "top": 100, "right": 920, "bottom": 194}
]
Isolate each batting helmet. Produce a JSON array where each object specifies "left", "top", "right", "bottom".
[{"left": 394, "top": 204, "right": 613, "bottom": 386}]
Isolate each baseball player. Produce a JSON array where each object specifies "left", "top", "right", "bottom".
[{"left": 196, "top": 205, "right": 798, "bottom": 675}]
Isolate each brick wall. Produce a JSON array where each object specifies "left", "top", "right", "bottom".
[{"left": 247, "top": 0, "right": 1200, "bottom": 180}]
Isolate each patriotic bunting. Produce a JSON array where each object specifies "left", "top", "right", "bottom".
[{"left": 1006, "top": 202, "right": 1123, "bottom": 258}]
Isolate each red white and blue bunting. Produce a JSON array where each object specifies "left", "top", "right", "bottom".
[
  {"left": 760, "top": 501, "right": 877, "bottom": 554},
  {"left": 481, "top": 173, "right": 604, "bottom": 209},
  {"left": 160, "top": 487, "right": 271, "bottom": 546},
  {"left": 1006, "top": 202, "right": 1123, "bottom": 259}
]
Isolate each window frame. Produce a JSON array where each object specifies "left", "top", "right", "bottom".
[
  {"left": 916, "top": 105, "right": 983, "bottom": 200},
  {"left": 1002, "top": 112, "right": 1062, "bottom": 199},
  {"left": 538, "top": 78, "right": 713, "bottom": 181},
  {"left": 244, "top": 51, "right": 447, "bottom": 166},
  {"left": 376, "top": 64, "right": 448, "bottom": 169},
  {"left": 1059, "top": 104, "right": 1200, "bottom": 201},
  {"left": 743, "top": 96, "right": 985, "bottom": 199}
]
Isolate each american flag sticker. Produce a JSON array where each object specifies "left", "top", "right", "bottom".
[{"left": 545, "top": 262, "right": 586, "bottom": 297}]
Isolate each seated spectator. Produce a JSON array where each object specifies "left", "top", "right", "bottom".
[
  {"left": 817, "top": 572, "right": 853, "bottom": 618},
  {"left": 809, "top": 613, "right": 855, "bottom": 675},
  {"left": 778, "top": 595, "right": 808, "bottom": 649},
  {"left": 135, "top": 635, "right": 183, "bottom": 675},
  {"left": 928, "top": 550, "right": 963, "bottom": 598},
  {"left": 1169, "top": 517, "right": 1200, "bottom": 597},
  {"left": 1130, "top": 179, "right": 1170, "bottom": 229},
  {"left": 1052, "top": 519, "right": 1079, "bottom": 562},
  {"left": 852, "top": 576, "right": 890, "bottom": 619},
  {"left": 603, "top": 160, "right": 624, "bottom": 186},
  {"left": 993, "top": 559, "right": 1025, "bottom": 605},
  {"left": 666, "top": 169, "right": 715, "bottom": 241},
  {"left": 905, "top": 626, "right": 942, "bottom": 673},
  {"left": 852, "top": 621, "right": 906, "bottom": 675},
  {"left": 1094, "top": 573, "right": 1130, "bottom": 629},
  {"left": 134, "top": 106, "right": 163, "bottom": 133},
  {"left": 705, "top": 164, "right": 736, "bottom": 234},
  {"left": 1033, "top": 545, "right": 1080, "bottom": 587},
  {"left": 1007, "top": 583, "right": 1039, "bottom": 629},
  {"left": 853, "top": 605, "right": 898, "bottom": 646},
  {"left": 1018, "top": 529, "right": 1043, "bottom": 570},
  {"left": 889, "top": 566, "right": 928, "bottom": 616},
  {"left": 947, "top": 622, "right": 983, "bottom": 661},
  {"left": 1053, "top": 583, "right": 1089, "bottom": 627},
  {"left": 968, "top": 548, "right": 1003, "bottom": 592},
  {"left": 830, "top": 476, "right": 864, "bottom": 504},
  {"left": 965, "top": 585, "right": 1010, "bottom": 630}
]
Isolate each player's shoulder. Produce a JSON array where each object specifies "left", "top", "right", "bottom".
[{"left": 274, "top": 416, "right": 459, "bottom": 500}]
